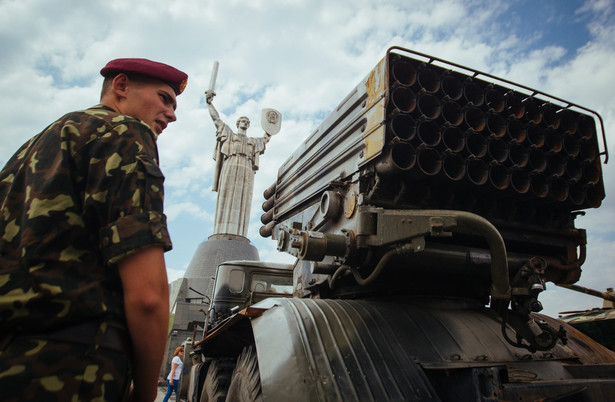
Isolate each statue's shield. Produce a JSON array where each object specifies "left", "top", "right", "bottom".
[{"left": 261, "top": 108, "right": 282, "bottom": 135}]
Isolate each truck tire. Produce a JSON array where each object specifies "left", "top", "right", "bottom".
[
  {"left": 225, "top": 345, "right": 263, "bottom": 402},
  {"left": 200, "top": 357, "right": 235, "bottom": 402}
]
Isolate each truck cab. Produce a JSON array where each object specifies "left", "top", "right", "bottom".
[{"left": 205, "top": 260, "right": 294, "bottom": 333}]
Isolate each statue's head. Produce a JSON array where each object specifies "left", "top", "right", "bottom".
[{"left": 236, "top": 116, "right": 250, "bottom": 130}]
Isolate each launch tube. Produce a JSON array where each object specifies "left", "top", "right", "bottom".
[
  {"left": 417, "top": 67, "right": 440, "bottom": 93},
  {"left": 544, "top": 129, "right": 563, "bottom": 153},
  {"left": 417, "top": 94, "right": 441, "bottom": 119},
  {"left": 485, "top": 87, "right": 505, "bottom": 113},
  {"left": 463, "top": 80, "right": 484, "bottom": 107},
  {"left": 440, "top": 73, "right": 463, "bottom": 100},
  {"left": 505, "top": 91, "right": 525, "bottom": 119},
  {"left": 465, "top": 132, "right": 487, "bottom": 158},
  {"left": 466, "top": 158, "right": 489, "bottom": 186},
  {"left": 442, "top": 152, "right": 466, "bottom": 181},
  {"left": 549, "top": 177, "right": 569, "bottom": 202},
  {"left": 417, "top": 120, "right": 442, "bottom": 147},
  {"left": 391, "top": 87, "right": 417, "bottom": 114},
  {"left": 487, "top": 113, "right": 507, "bottom": 138},
  {"left": 415, "top": 146, "right": 442, "bottom": 176},
  {"left": 568, "top": 183, "right": 587, "bottom": 206},
  {"left": 442, "top": 101, "right": 463, "bottom": 126},
  {"left": 510, "top": 169, "right": 531, "bottom": 194},
  {"left": 582, "top": 163, "right": 600, "bottom": 185},
  {"left": 522, "top": 97, "right": 543, "bottom": 125},
  {"left": 486, "top": 138, "right": 509, "bottom": 163},
  {"left": 541, "top": 103, "right": 560, "bottom": 129},
  {"left": 506, "top": 119, "right": 526, "bottom": 143},
  {"left": 488, "top": 163, "right": 510, "bottom": 190},
  {"left": 391, "top": 61, "right": 417, "bottom": 86},
  {"left": 563, "top": 136, "right": 580, "bottom": 158},
  {"left": 528, "top": 149, "right": 547, "bottom": 173},
  {"left": 441, "top": 127, "right": 465, "bottom": 153},
  {"left": 508, "top": 142, "right": 529, "bottom": 168},
  {"left": 577, "top": 115, "right": 595, "bottom": 140},
  {"left": 557, "top": 109, "right": 578, "bottom": 134},
  {"left": 389, "top": 113, "right": 416, "bottom": 141},
  {"left": 464, "top": 107, "right": 486, "bottom": 132},
  {"left": 565, "top": 159, "right": 583, "bottom": 181},
  {"left": 530, "top": 173, "right": 549, "bottom": 198},
  {"left": 526, "top": 125, "right": 545, "bottom": 148},
  {"left": 375, "top": 142, "right": 417, "bottom": 176}
]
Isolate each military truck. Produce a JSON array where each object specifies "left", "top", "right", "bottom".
[{"left": 187, "top": 46, "right": 615, "bottom": 401}]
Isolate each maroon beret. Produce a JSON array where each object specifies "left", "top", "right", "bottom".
[{"left": 100, "top": 58, "right": 188, "bottom": 95}]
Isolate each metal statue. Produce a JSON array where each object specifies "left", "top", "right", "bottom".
[{"left": 205, "top": 62, "right": 281, "bottom": 237}]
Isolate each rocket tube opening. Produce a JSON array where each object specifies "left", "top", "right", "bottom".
[
  {"left": 465, "top": 132, "right": 487, "bottom": 158},
  {"left": 441, "top": 74, "right": 463, "bottom": 100},
  {"left": 417, "top": 67, "right": 440, "bottom": 93},
  {"left": 565, "top": 159, "right": 583, "bottom": 181},
  {"left": 463, "top": 81, "right": 484, "bottom": 107},
  {"left": 508, "top": 142, "right": 529, "bottom": 168},
  {"left": 441, "top": 127, "right": 465, "bottom": 153},
  {"left": 546, "top": 153, "right": 565, "bottom": 177},
  {"left": 417, "top": 94, "right": 441, "bottom": 119},
  {"left": 487, "top": 138, "right": 509, "bottom": 163},
  {"left": 417, "top": 120, "right": 442, "bottom": 147},
  {"left": 582, "top": 163, "right": 600, "bottom": 185},
  {"left": 467, "top": 158, "right": 489, "bottom": 185},
  {"left": 442, "top": 101, "right": 463, "bottom": 126},
  {"left": 541, "top": 104, "right": 560, "bottom": 129},
  {"left": 579, "top": 139, "right": 597, "bottom": 162},
  {"left": 391, "top": 61, "right": 417, "bottom": 86},
  {"left": 526, "top": 125, "right": 545, "bottom": 148},
  {"left": 528, "top": 149, "right": 547, "bottom": 173},
  {"left": 389, "top": 113, "right": 417, "bottom": 141},
  {"left": 550, "top": 177, "right": 569, "bottom": 201},
  {"left": 485, "top": 88, "right": 505, "bottom": 113},
  {"left": 511, "top": 169, "right": 531, "bottom": 194},
  {"left": 416, "top": 147, "right": 442, "bottom": 176},
  {"left": 391, "top": 87, "right": 417, "bottom": 113},
  {"left": 376, "top": 142, "right": 417, "bottom": 175},
  {"left": 530, "top": 173, "right": 549, "bottom": 198},
  {"left": 464, "top": 107, "right": 486, "bottom": 132},
  {"left": 442, "top": 153, "right": 466, "bottom": 181},
  {"left": 488, "top": 163, "right": 510, "bottom": 190},
  {"left": 544, "top": 129, "right": 563, "bottom": 153},
  {"left": 577, "top": 115, "right": 595, "bottom": 140},
  {"left": 557, "top": 109, "right": 578, "bottom": 134},
  {"left": 506, "top": 119, "right": 526, "bottom": 143},
  {"left": 505, "top": 92, "right": 525, "bottom": 119},
  {"left": 522, "top": 98, "right": 543, "bottom": 125},
  {"left": 487, "top": 113, "right": 507, "bottom": 138},
  {"left": 563, "top": 136, "right": 580, "bottom": 158},
  {"left": 568, "top": 183, "right": 586, "bottom": 205}
]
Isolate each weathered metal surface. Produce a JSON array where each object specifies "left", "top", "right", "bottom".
[{"left": 250, "top": 297, "right": 615, "bottom": 401}]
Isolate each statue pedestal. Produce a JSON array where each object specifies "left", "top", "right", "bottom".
[{"left": 184, "top": 234, "right": 259, "bottom": 301}]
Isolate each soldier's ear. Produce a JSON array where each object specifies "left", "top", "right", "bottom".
[{"left": 112, "top": 74, "right": 130, "bottom": 98}]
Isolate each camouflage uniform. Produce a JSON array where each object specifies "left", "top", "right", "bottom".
[{"left": 0, "top": 105, "right": 172, "bottom": 400}]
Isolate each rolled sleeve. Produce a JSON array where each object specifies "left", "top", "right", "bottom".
[{"left": 100, "top": 211, "right": 172, "bottom": 264}]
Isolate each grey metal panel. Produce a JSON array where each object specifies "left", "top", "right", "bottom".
[{"left": 273, "top": 57, "right": 388, "bottom": 224}]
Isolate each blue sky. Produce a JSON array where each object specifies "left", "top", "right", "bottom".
[{"left": 0, "top": 0, "right": 613, "bottom": 318}]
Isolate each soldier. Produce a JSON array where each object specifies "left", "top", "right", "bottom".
[{"left": 0, "top": 58, "right": 187, "bottom": 401}]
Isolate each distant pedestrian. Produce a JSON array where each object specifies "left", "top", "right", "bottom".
[{"left": 163, "top": 346, "right": 185, "bottom": 402}]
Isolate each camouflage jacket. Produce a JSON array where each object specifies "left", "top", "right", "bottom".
[{"left": 0, "top": 104, "right": 172, "bottom": 333}]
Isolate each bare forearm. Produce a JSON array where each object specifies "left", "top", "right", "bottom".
[{"left": 119, "top": 246, "right": 170, "bottom": 402}]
